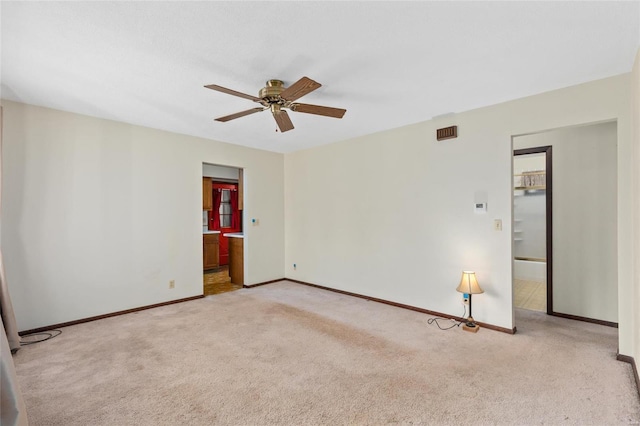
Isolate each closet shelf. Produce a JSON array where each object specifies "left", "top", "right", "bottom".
[
  {"left": 514, "top": 171, "right": 546, "bottom": 190},
  {"left": 514, "top": 186, "right": 546, "bottom": 190}
]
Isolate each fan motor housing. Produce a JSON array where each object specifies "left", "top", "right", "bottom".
[{"left": 259, "top": 79, "right": 285, "bottom": 100}]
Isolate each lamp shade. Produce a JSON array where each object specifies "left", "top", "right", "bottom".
[{"left": 456, "top": 271, "right": 484, "bottom": 294}]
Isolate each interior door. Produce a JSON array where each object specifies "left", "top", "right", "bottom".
[{"left": 209, "top": 182, "right": 241, "bottom": 266}]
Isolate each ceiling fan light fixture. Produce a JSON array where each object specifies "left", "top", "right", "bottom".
[{"left": 204, "top": 76, "right": 346, "bottom": 133}]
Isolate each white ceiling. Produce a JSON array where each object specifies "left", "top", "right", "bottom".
[{"left": 2, "top": 1, "right": 639, "bottom": 153}]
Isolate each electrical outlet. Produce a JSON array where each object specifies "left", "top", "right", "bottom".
[
  {"left": 169, "top": 280, "right": 175, "bottom": 289},
  {"left": 462, "top": 293, "right": 469, "bottom": 305}
]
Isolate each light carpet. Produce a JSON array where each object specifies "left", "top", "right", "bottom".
[{"left": 13, "top": 281, "right": 640, "bottom": 425}]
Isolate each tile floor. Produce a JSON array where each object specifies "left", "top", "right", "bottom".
[
  {"left": 203, "top": 265, "right": 242, "bottom": 296},
  {"left": 514, "top": 278, "right": 546, "bottom": 312}
]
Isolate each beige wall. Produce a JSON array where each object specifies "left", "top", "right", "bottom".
[
  {"left": 202, "top": 163, "right": 239, "bottom": 180},
  {"left": 285, "top": 74, "right": 633, "bottom": 354},
  {"left": 514, "top": 122, "right": 618, "bottom": 322},
  {"left": 1, "top": 100, "right": 285, "bottom": 331}
]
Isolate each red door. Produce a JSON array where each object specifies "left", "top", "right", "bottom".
[{"left": 208, "top": 182, "right": 241, "bottom": 266}]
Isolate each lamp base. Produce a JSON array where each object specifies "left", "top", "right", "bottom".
[
  {"left": 462, "top": 323, "right": 480, "bottom": 333},
  {"left": 462, "top": 317, "right": 480, "bottom": 333}
]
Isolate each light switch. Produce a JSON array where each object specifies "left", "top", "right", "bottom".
[{"left": 494, "top": 219, "right": 502, "bottom": 231}]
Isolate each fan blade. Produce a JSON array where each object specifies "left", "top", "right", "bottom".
[
  {"left": 215, "top": 107, "right": 264, "bottom": 122},
  {"left": 273, "top": 110, "right": 294, "bottom": 132},
  {"left": 292, "top": 103, "right": 346, "bottom": 119},
  {"left": 279, "top": 77, "right": 321, "bottom": 102},
  {"left": 204, "top": 84, "right": 262, "bottom": 102}
]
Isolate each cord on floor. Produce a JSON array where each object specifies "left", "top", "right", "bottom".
[
  {"left": 20, "top": 330, "right": 62, "bottom": 345},
  {"left": 427, "top": 305, "right": 466, "bottom": 330}
]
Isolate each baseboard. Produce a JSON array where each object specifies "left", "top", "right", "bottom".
[
  {"left": 19, "top": 295, "right": 204, "bottom": 336},
  {"left": 616, "top": 354, "right": 640, "bottom": 398},
  {"left": 551, "top": 311, "right": 618, "bottom": 328},
  {"left": 285, "top": 279, "right": 516, "bottom": 334},
  {"left": 243, "top": 278, "right": 286, "bottom": 288}
]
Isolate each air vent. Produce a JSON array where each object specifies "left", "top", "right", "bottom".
[{"left": 436, "top": 126, "right": 458, "bottom": 141}]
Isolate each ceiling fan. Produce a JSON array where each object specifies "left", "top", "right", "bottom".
[{"left": 204, "top": 76, "right": 346, "bottom": 133}]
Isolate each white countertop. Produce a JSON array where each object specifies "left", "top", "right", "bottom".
[
  {"left": 203, "top": 230, "right": 221, "bottom": 234},
  {"left": 223, "top": 232, "right": 244, "bottom": 238}
]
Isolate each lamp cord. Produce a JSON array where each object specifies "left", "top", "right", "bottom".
[
  {"left": 427, "top": 305, "right": 466, "bottom": 330},
  {"left": 20, "top": 330, "right": 62, "bottom": 346}
]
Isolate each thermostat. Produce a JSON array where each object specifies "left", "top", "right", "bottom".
[{"left": 474, "top": 203, "right": 487, "bottom": 214}]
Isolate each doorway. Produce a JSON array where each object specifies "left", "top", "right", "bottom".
[
  {"left": 512, "top": 122, "right": 618, "bottom": 327},
  {"left": 513, "top": 147, "right": 552, "bottom": 314},
  {"left": 202, "top": 163, "right": 244, "bottom": 296}
]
